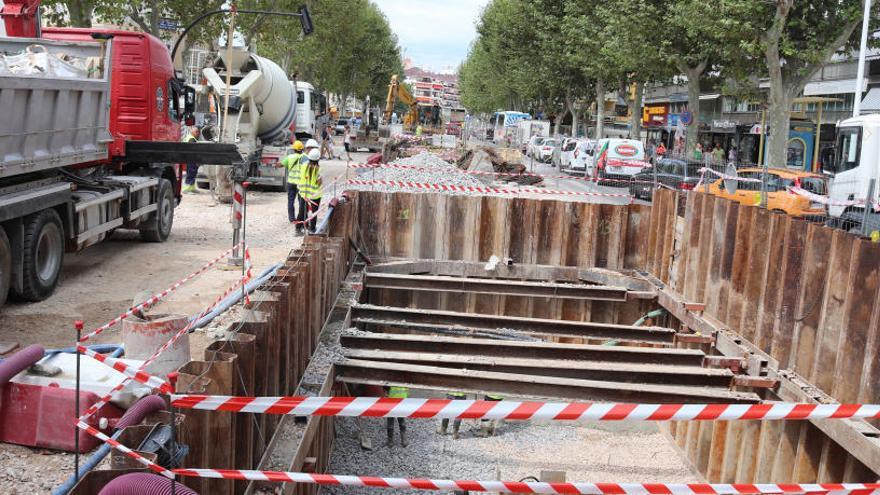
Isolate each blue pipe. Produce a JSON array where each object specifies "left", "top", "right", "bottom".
[{"left": 188, "top": 262, "right": 282, "bottom": 332}]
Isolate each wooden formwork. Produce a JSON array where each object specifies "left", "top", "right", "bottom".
[{"left": 332, "top": 190, "right": 880, "bottom": 484}]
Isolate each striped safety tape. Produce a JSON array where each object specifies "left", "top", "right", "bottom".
[
  {"left": 76, "top": 421, "right": 174, "bottom": 478},
  {"left": 78, "top": 273, "right": 248, "bottom": 422},
  {"left": 78, "top": 346, "right": 173, "bottom": 393},
  {"left": 346, "top": 179, "right": 631, "bottom": 199},
  {"left": 347, "top": 163, "right": 657, "bottom": 186},
  {"left": 170, "top": 469, "right": 880, "bottom": 494},
  {"left": 167, "top": 396, "right": 880, "bottom": 422},
  {"left": 698, "top": 168, "right": 762, "bottom": 183},
  {"left": 78, "top": 244, "right": 240, "bottom": 343}
]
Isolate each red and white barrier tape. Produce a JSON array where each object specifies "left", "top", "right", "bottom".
[
  {"left": 167, "top": 396, "right": 880, "bottom": 422},
  {"left": 698, "top": 168, "right": 762, "bottom": 183},
  {"left": 346, "top": 179, "right": 631, "bottom": 200},
  {"left": 347, "top": 163, "right": 656, "bottom": 186},
  {"left": 77, "top": 421, "right": 174, "bottom": 477},
  {"left": 77, "top": 245, "right": 239, "bottom": 343},
  {"left": 606, "top": 158, "right": 653, "bottom": 169},
  {"left": 171, "top": 469, "right": 880, "bottom": 494},
  {"left": 787, "top": 186, "right": 879, "bottom": 210},
  {"left": 233, "top": 182, "right": 245, "bottom": 227},
  {"left": 78, "top": 273, "right": 248, "bottom": 422}
]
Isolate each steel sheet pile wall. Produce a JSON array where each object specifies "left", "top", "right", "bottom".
[
  {"left": 171, "top": 237, "right": 350, "bottom": 494},
  {"left": 340, "top": 191, "right": 655, "bottom": 324},
  {"left": 655, "top": 188, "right": 880, "bottom": 483}
]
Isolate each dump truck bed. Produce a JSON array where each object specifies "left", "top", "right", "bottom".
[{"left": 0, "top": 37, "right": 112, "bottom": 179}]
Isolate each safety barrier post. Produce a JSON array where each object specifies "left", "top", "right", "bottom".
[
  {"left": 74, "top": 320, "right": 83, "bottom": 484},
  {"left": 861, "top": 178, "right": 876, "bottom": 237}
]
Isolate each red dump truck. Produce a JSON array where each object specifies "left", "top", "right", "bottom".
[{"left": 0, "top": 1, "right": 239, "bottom": 307}]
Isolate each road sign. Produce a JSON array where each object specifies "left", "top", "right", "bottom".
[{"left": 158, "top": 19, "right": 179, "bottom": 30}]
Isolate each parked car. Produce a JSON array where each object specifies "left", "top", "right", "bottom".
[
  {"left": 526, "top": 136, "right": 545, "bottom": 157},
  {"left": 538, "top": 138, "right": 558, "bottom": 163},
  {"left": 559, "top": 138, "right": 579, "bottom": 168},
  {"left": 568, "top": 140, "right": 596, "bottom": 173},
  {"left": 594, "top": 138, "right": 648, "bottom": 183},
  {"left": 335, "top": 118, "right": 349, "bottom": 135},
  {"left": 706, "top": 167, "right": 827, "bottom": 220},
  {"left": 629, "top": 158, "right": 701, "bottom": 200}
]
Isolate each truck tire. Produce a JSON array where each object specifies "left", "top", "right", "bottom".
[
  {"left": 0, "top": 226, "right": 10, "bottom": 309},
  {"left": 140, "top": 179, "right": 174, "bottom": 242},
  {"left": 20, "top": 209, "right": 64, "bottom": 302}
]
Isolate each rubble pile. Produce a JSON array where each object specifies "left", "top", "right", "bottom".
[
  {"left": 348, "top": 151, "right": 486, "bottom": 195},
  {"left": 459, "top": 147, "right": 543, "bottom": 186}
]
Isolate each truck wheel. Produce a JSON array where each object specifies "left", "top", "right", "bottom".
[
  {"left": 20, "top": 209, "right": 64, "bottom": 302},
  {"left": 140, "top": 179, "right": 174, "bottom": 242},
  {"left": 0, "top": 226, "right": 10, "bottom": 308}
]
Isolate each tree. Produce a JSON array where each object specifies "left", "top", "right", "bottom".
[{"left": 725, "top": 0, "right": 879, "bottom": 167}]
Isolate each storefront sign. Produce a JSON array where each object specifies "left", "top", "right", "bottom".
[
  {"left": 642, "top": 104, "right": 668, "bottom": 126},
  {"left": 711, "top": 120, "right": 737, "bottom": 133}
]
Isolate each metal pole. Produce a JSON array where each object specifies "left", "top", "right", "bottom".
[
  {"left": 167, "top": 372, "right": 179, "bottom": 495},
  {"left": 862, "top": 178, "right": 876, "bottom": 237},
  {"left": 813, "top": 102, "right": 823, "bottom": 172},
  {"left": 854, "top": 0, "right": 872, "bottom": 117},
  {"left": 757, "top": 109, "right": 766, "bottom": 167},
  {"left": 74, "top": 320, "right": 83, "bottom": 484},
  {"left": 241, "top": 181, "right": 248, "bottom": 304}
]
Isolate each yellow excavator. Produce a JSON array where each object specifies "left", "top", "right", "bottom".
[{"left": 384, "top": 75, "right": 420, "bottom": 131}]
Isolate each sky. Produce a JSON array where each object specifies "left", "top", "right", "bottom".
[{"left": 373, "top": 0, "right": 490, "bottom": 73}]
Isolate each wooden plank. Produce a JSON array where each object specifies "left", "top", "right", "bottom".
[
  {"left": 790, "top": 224, "right": 833, "bottom": 374},
  {"left": 810, "top": 229, "right": 855, "bottom": 393},
  {"left": 770, "top": 217, "right": 807, "bottom": 369},
  {"left": 724, "top": 204, "right": 753, "bottom": 331},
  {"left": 754, "top": 212, "right": 786, "bottom": 353},
  {"left": 833, "top": 238, "right": 880, "bottom": 403},
  {"left": 624, "top": 204, "right": 649, "bottom": 270},
  {"left": 738, "top": 208, "right": 771, "bottom": 343},
  {"left": 792, "top": 423, "right": 823, "bottom": 482}
]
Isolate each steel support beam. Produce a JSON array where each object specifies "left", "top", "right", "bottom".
[
  {"left": 343, "top": 349, "right": 735, "bottom": 388},
  {"left": 340, "top": 332, "right": 707, "bottom": 366},
  {"left": 364, "top": 272, "right": 632, "bottom": 301},
  {"left": 335, "top": 358, "right": 761, "bottom": 404},
  {"left": 351, "top": 304, "right": 676, "bottom": 344}
]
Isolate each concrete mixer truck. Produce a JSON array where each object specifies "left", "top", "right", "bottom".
[{"left": 198, "top": 47, "right": 304, "bottom": 195}]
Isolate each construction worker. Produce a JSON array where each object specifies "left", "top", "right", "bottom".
[
  {"left": 481, "top": 394, "right": 503, "bottom": 436},
  {"left": 181, "top": 127, "right": 200, "bottom": 193},
  {"left": 438, "top": 391, "right": 466, "bottom": 439},
  {"left": 415, "top": 124, "right": 423, "bottom": 137},
  {"left": 295, "top": 139, "right": 321, "bottom": 234},
  {"left": 298, "top": 147, "right": 323, "bottom": 234},
  {"left": 385, "top": 386, "right": 409, "bottom": 447},
  {"left": 277, "top": 141, "right": 305, "bottom": 225}
]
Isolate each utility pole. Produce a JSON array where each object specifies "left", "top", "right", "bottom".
[{"left": 853, "top": 0, "right": 872, "bottom": 117}]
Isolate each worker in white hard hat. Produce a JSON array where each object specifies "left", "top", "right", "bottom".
[
  {"left": 293, "top": 139, "right": 321, "bottom": 235},
  {"left": 298, "top": 147, "right": 323, "bottom": 234}
]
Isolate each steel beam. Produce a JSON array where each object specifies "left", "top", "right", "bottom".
[
  {"left": 351, "top": 304, "right": 676, "bottom": 344},
  {"left": 343, "top": 349, "right": 735, "bottom": 388},
  {"left": 335, "top": 359, "right": 761, "bottom": 404},
  {"left": 364, "top": 272, "right": 631, "bottom": 301},
  {"left": 340, "top": 332, "right": 707, "bottom": 366}
]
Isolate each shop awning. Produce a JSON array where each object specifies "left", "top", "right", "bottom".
[{"left": 861, "top": 87, "right": 880, "bottom": 113}]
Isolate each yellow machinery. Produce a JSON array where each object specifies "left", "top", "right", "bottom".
[{"left": 384, "top": 75, "right": 419, "bottom": 131}]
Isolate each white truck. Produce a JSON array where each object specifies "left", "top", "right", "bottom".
[
  {"left": 825, "top": 113, "right": 880, "bottom": 231},
  {"left": 516, "top": 119, "right": 550, "bottom": 152}
]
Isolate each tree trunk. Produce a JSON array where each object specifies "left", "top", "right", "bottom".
[
  {"left": 595, "top": 78, "right": 605, "bottom": 140},
  {"left": 629, "top": 81, "right": 644, "bottom": 141},
  {"left": 683, "top": 60, "right": 707, "bottom": 155},
  {"left": 765, "top": 92, "right": 792, "bottom": 168},
  {"left": 553, "top": 106, "right": 569, "bottom": 136},
  {"left": 68, "top": 0, "right": 93, "bottom": 27}
]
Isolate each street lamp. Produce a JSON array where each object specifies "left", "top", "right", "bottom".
[{"left": 853, "top": 0, "right": 872, "bottom": 117}]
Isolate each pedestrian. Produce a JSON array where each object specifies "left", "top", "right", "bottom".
[
  {"left": 728, "top": 146, "right": 738, "bottom": 164},
  {"left": 385, "top": 386, "right": 409, "bottom": 447},
  {"left": 693, "top": 142, "right": 704, "bottom": 161},
  {"left": 295, "top": 139, "right": 321, "bottom": 235},
  {"left": 277, "top": 140, "right": 304, "bottom": 225},
  {"left": 712, "top": 144, "right": 725, "bottom": 163},
  {"left": 437, "top": 391, "right": 466, "bottom": 439},
  {"left": 646, "top": 139, "right": 657, "bottom": 164},
  {"left": 415, "top": 124, "right": 423, "bottom": 137},
  {"left": 656, "top": 141, "right": 667, "bottom": 158},
  {"left": 181, "top": 127, "right": 200, "bottom": 193},
  {"left": 320, "top": 125, "right": 334, "bottom": 160},
  {"left": 343, "top": 124, "right": 353, "bottom": 161}
]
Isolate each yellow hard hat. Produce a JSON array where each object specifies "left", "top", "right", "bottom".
[{"left": 292, "top": 140, "right": 304, "bottom": 151}]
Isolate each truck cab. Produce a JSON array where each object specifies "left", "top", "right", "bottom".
[
  {"left": 825, "top": 114, "right": 880, "bottom": 221},
  {"left": 293, "top": 81, "right": 329, "bottom": 140}
]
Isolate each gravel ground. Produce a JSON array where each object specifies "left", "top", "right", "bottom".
[
  {"left": 326, "top": 413, "right": 697, "bottom": 495},
  {"left": 348, "top": 151, "right": 487, "bottom": 193}
]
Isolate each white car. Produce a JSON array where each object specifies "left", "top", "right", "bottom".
[
  {"left": 568, "top": 140, "right": 596, "bottom": 174},
  {"left": 593, "top": 138, "right": 647, "bottom": 180},
  {"left": 537, "top": 138, "right": 558, "bottom": 163},
  {"left": 525, "top": 136, "right": 545, "bottom": 158},
  {"left": 559, "top": 138, "right": 579, "bottom": 168}
]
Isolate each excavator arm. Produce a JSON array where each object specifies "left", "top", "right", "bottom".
[{"left": 383, "top": 74, "right": 419, "bottom": 131}]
